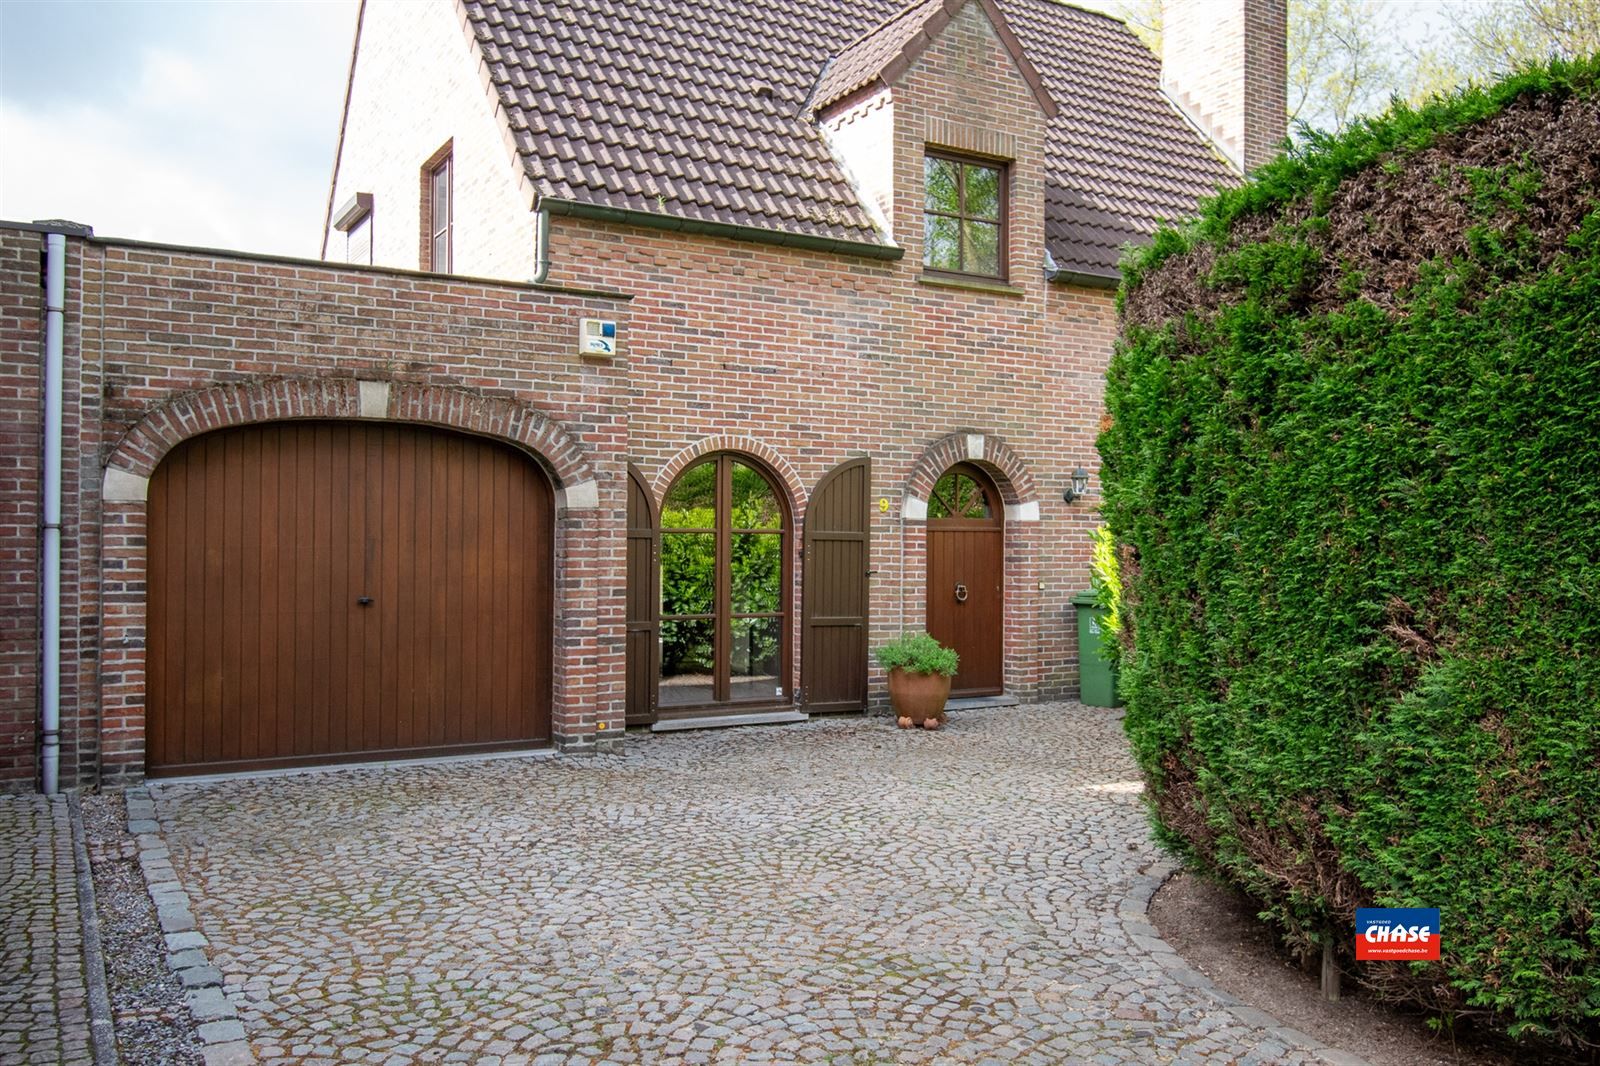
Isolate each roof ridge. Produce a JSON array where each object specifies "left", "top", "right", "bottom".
[
  {"left": 442, "top": 0, "right": 1235, "bottom": 274},
  {"left": 828, "top": 0, "right": 947, "bottom": 59}
]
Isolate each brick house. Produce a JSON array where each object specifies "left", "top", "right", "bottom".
[{"left": 0, "top": 0, "right": 1283, "bottom": 790}]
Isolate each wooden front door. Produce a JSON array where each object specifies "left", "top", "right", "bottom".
[
  {"left": 926, "top": 464, "right": 1003, "bottom": 697},
  {"left": 146, "top": 421, "right": 553, "bottom": 776},
  {"left": 802, "top": 458, "right": 870, "bottom": 712}
]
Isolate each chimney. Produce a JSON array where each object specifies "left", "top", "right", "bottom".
[{"left": 1160, "top": 0, "right": 1287, "bottom": 173}]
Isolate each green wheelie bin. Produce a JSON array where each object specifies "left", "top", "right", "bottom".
[{"left": 1072, "top": 590, "right": 1123, "bottom": 708}]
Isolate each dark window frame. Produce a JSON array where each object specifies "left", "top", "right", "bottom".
[
  {"left": 922, "top": 150, "right": 1009, "bottom": 281},
  {"left": 420, "top": 141, "right": 453, "bottom": 273},
  {"left": 928, "top": 464, "right": 998, "bottom": 528},
  {"left": 658, "top": 453, "right": 791, "bottom": 712}
]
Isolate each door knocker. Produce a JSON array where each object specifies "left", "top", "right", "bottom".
[{"left": 954, "top": 583, "right": 968, "bottom": 603}]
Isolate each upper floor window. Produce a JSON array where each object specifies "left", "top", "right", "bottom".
[
  {"left": 421, "top": 142, "right": 453, "bottom": 272},
  {"left": 923, "top": 153, "right": 1006, "bottom": 279}
]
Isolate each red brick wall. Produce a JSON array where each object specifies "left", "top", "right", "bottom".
[
  {"left": 0, "top": 232, "right": 44, "bottom": 789},
  {"left": 545, "top": 2, "right": 1116, "bottom": 706},
  {"left": 0, "top": 224, "right": 632, "bottom": 788}
]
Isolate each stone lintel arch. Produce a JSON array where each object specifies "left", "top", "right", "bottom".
[
  {"left": 904, "top": 431, "right": 1038, "bottom": 520},
  {"left": 102, "top": 376, "right": 598, "bottom": 503},
  {"left": 653, "top": 435, "right": 806, "bottom": 520}
]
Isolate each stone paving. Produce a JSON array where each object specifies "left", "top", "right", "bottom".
[
  {"left": 149, "top": 703, "right": 1329, "bottom": 1065},
  {"left": 0, "top": 795, "right": 93, "bottom": 1065}
]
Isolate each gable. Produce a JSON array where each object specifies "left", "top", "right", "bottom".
[
  {"left": 456, "top": 0, "right": 1237, "bottom": 277},
  {"left": 811, "top": 0, "right": 1056, "bottom": 119}
]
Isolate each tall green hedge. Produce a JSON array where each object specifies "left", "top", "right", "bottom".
[{"left": 1101, "top": 59, "right": 1600, "bottom": 1047}]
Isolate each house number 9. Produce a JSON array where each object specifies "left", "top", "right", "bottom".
[{"left": 879, "top": 497, "right": 890, "bottom": 513}]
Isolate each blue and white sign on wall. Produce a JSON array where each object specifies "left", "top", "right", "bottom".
[{"left": 579, "top": 318, "right": 618, "bottom": 357}]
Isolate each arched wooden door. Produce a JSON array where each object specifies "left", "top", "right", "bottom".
[
  {"left": 926, "top": 463, "right": 1004, "bottom": 697},
  {"left": 625, "top": 465, "right": 659, "bottom": 726},
  {"left": 802, "top": 458, "right": 870, "bottom": 712},
  {"left": 146, "top": 421, "right": 553, "bottom": 775}
]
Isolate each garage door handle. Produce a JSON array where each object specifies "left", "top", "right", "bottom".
[{"left": 357, "top": 597, "right": 374, "bottom": 606}]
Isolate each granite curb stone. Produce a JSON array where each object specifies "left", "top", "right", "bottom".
[
  {"left": 1115, "top": 858, "right": 1376, "bottom": 1066},
  {"left": 124, "top": 786, "right": 255, "bottom": 1064}
]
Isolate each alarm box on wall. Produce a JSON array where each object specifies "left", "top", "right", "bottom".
[{"left": 579, "top": 318, "right": 618, "bottom": 358}]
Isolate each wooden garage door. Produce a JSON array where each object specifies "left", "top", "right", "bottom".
[{"left": 147, "top": 422, "right": 553, "bottom": 776}]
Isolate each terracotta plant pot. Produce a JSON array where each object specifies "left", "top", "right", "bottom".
[{"left": 886, "top": 667, "right": 952, "bottom": 726}]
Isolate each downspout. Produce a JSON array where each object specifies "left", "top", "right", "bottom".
[
  {"left": 530, "top": 204, "right": 551, "bottom": 285},
  {"left": 41, "top": 232, "right": 65, "bottom": 795}
]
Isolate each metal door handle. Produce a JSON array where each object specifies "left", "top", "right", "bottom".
[
  {"left": 954, "top": 583, "right": 968, "bottom": 603},
  {"left": 357, "top": 597, "right": 374, "bottom": 606}
]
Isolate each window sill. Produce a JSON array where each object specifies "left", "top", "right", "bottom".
[{"left": 917, "top": 272, "right": 1026, "bottom": 297}]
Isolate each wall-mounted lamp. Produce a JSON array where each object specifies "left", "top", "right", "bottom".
[{"left": 1062, "top": 467, "right": 1090, "bottom": 504}]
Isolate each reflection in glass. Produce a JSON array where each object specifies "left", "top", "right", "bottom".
[
  {"left": 661, "top": 532, "right": 715, "bottom": 615},
  {"left": 732, "top": 532, "right": 781, "bottom": 612},
  {"left": 660, "top": 618, "right": 715, "bottom": 706},
  {"left": 964, "top": 220, "right": 1000, "bottom": 276},
  {"left": 925, "top": 156, "right": 958, "bottom": 212},
  {"left": 925, "top": 215, "right": 959, "bottom": 272},
  {"left": 965, "top": 164, "right": 1000, "bottom": 219},
  {"left": 928, "top": 472, "right": 992, "bottom": 519},
  {"left": 663, "top": 460, "right": 716, "bottom": 528},
  {"left": 729, "top": 616, "right": 782, "bottom": 702},
  {"left": 731, "top": 462, "right": 782, "bottom": 528}
]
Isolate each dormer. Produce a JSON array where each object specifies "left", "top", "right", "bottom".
[{"left": 811, "top": 0, "right": 1056, "bottom": 285}]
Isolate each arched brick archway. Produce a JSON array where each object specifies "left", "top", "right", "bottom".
[
  {"left": 95, "top": 377, "right": 613, "bottom": 780},
  {"left": 104, "top": 377, "right": 598, "bottom": 495},
  {"left": 903, "top": 431, "right": 1038, "bottom": 512},
  {"left": 653, "top": 435, "right": 806, "bottom": 521},
  {"left": 898, "top": 431, "right": 1042, "bottom": 700}
]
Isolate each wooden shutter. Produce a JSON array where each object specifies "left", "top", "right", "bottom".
[
  {"left": 625, "top": 465, "right": 660, "bottom": 726},
  {"left": 802, "top": 458, "right": 870, "bottom": 712}
]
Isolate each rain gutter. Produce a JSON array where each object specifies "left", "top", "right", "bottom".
[{"left": 539, "top": 197, "right": 905, "bottom": 261}]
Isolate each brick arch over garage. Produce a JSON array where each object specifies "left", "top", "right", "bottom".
[
  {"left": 95, "top": 377, "right": 611, "bottom": 782},
  {"left": 103, "top": 377, "right": 599, "bottom": 496},
  {"left": 904, "top": 431, "right": 1038, "bottom": 512}
]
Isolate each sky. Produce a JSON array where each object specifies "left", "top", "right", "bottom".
[
  {"left": 0, "top": 0, "right": 1453, "bottom": 260},
  {"left": 0, "top": 0, "right": 359, "bottom": 258}
]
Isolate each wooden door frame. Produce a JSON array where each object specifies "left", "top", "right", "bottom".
[
  {"left": 926, "top": 462, "right": 1005, "bottom": 697},
  {"left": 658, "top": 452, "right": 793, "bottom": 716},
  {"left": 802, "top": 457, "right": 870, "bottom": 712},
  {"left": 625, "top": 464, "right": 660, "bottom": 726}
]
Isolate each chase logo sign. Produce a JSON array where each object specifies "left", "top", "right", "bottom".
[{"left": 1355, "top": 907, "right": 1440, "bottom": 961}]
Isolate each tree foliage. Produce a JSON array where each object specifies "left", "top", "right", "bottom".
[
  {"left": 1102, "top": 59, "right": 1600, "bottom": 1047},
  {"left": 1115, "top": 0, "right": 1600, "bottom": 138}
]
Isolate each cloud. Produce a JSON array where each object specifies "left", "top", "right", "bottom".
[{"left": 0, "top": 0, "right": 358, "bottom": 257}]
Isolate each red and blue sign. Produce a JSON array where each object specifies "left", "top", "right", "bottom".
[{"left": 1356, "top": 907, "right": 1440, "bottom": 961}]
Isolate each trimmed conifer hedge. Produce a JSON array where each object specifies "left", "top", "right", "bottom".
[{"left": 1101, "top": 59, "right": 1600, "bottom": 1047}]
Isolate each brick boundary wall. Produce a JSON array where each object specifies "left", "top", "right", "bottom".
[{"left": 0, "top": 224, "right": 632, "bottom": 790}]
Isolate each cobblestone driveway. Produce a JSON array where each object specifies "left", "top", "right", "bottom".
[
  {"left": 0, "top": 796, "right": 93, "bottom": 1065},
  {"left": 150, "top": 704, "right": 1324, "bottom": 1065}
]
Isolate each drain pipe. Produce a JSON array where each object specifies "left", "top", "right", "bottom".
[
  {"left": 531, "top": 204, "right": 551, "bottom": 285},
  {"left": 41, "top": 231, "right": 65, "bottom": 795}
]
